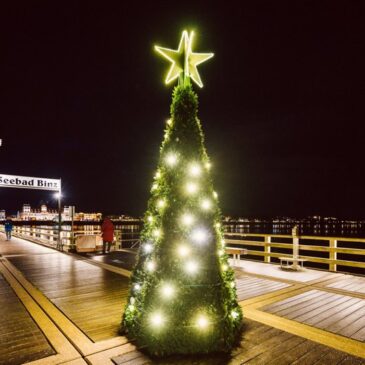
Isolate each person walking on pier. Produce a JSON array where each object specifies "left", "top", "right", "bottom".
[
  {"left": 101, "top": 217, "right": 114, "bottom": 254},
  {"left": 4, "top": 217, "right": 13, "bottom": 241}
]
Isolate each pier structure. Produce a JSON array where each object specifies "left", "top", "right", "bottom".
[{"left": 0, "top": 230, "right": 364, "bottom": 364}]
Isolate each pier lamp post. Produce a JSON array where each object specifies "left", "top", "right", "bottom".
[{"left": 54, "top": 188, "right": 62, "bottom": 251}]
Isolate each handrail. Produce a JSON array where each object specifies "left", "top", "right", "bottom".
[{"left": 1, "top": 225, "right": 364, "bottom": 274}]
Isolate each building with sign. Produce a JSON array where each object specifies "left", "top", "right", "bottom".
[{"left": 16, "top": 204, "right": 102, "bottom": 222}]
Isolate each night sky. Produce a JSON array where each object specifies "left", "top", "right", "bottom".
[{"left": 1, "top": 2, "right": 364, "bottom": 219}]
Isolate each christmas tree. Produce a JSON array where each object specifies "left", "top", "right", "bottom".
[{"left": 122, "top": 30, "right": 242, "bottom": 356}]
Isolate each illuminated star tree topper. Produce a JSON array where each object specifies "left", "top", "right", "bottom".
[{"left": 155, "top": 30, "right": 214, "bottom": 88}]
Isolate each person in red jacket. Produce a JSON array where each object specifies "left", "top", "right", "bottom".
[{"left": 101, "top": 217, "right": 114, "bottom": 254}]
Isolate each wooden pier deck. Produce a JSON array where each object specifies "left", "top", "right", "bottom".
[{"left": 0, "top": 233, "right": 364, "bottom": 365}]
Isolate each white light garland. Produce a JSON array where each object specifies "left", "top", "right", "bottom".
[
  {"left": 213, "top": 191, "right": 218, "bottom": 199},
  {"left": 146, "top": 261, "right": 156, "bottom": 272},
  {"left": 165, "top": 153, "right": 178, "bottom": 167},
  {"left": 218, "top": 249, "right": 224, "bottom": 256},
  {"left": 201, "top": 199, "right": 212, "bottom": 210},
  {"left": 196, "top": 315, "right": 209, "bottom": 329},
  {"left": 150, "top": 312, "right": 165, "bottom": 327},
  {"left": 161, "top": 283, "right": 175, "bottom": 299},
  {"left": 177, "top": 244, "right": 190, "bottom": 257},
  {"left": 151, "top": 183, "right": 158, "bottom": 191},
  {"left": 188, "top": 163, "right": 201, "bottom": 177},
  {"left": 191, "top": 228, "right": 209, "bottom": 244},
  {"left": 181, "top": 213, "right": 195, "bottom": 226},
  {"left": 152, "top": 229, "right": 161, "bottom": 238},
  {"left": 134, "top": 283, "right": 141, "bottom": 291},
  {"left": 147, "top": 216, "right": 154, "bottom": 223},
  {"left": 185, "top": 182, "right": 199, "bottom": 195},
  {"left": 231, "top": 310, "right": 239, "bottom": 319},
  {"left": 155, "top": 171, "right": 161, "bottom": 179},
  {"left": 185, "top": 260, "right": 198, "bottom": 274},
  {"left": 157, "top": 199, "right": 166, "bottom": 209},
  {"left": 144, "top": 243, "right": 153, "bottom": 253},
  {"left": 205, "top": 161, "right": 211, "bottom": 170},
  {"left": 222, "top": 264, "right": 228, "bottom": 271}
]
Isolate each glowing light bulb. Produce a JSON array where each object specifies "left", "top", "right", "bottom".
[
  {"left": 146, "top": 261, "right": 155, "bottom": 272},
  {"left": 196, "top": 315, "right": 209, "bottom": 329},
  {"left": 167, "top": 119, "right": 172, "bottom": 125},
  {"left": 215, "top": 222, "right": 221, "bottom": 229},
  {"left": 157, "top": 199, "right": 166, "bottom": 208},
  {"left": 221, "top": 239, "right": 226, "bottom": 246},
  {"left": 147, "top": 216, "right": 153, "bottom": 223},
  {"left": 153, "top": 229, "right": 161, "bottom": 238},
  {"left": 222, "top": 264, "right": 228, "bottom": 271},
  {"left": 205, "top": 162, "right": 211, "bottom": 170},
  {"left": 134, "top": 283, "right": 141, "bottom": 291},
  {"left": 181, "top": 213, "right": 195, "bottom": 226},
  {"left": 155, "top": 171, "right": 161, "bottom": 179},
  {"left": 165, "top": 153, "right": 178, "bottom": 166},
  {"left": 230, "top": 281, "right": 235, "bottom": 288},
  {"left": 177, "top": 245, "right": 190, "bottom": 257},
  {"left": 218, "top": 249, "right": 224, "bottom": 256},
  {"left": 128, "top": 304, "right": 135, "bottom": 311},
  {"left": 186, "top": 182, "right": 198, "bottom": 194},
  {"left": 152, "top": 183, "right": 158, "bottom": 191},
  {"left": 213, "top": 191, "right": 218, "bottom": 199},
  {"left": 144, "top": 243, "right": 153, "bottom": 253},
  {"left": 185, "top": 260, "right": 198, "bottom": 274},
  {"left": 191, "top": 228, "right": 208, "bottom": 244},
  {"left": 130, "top": 297, "right": 135, "bottom": 304},
  {"left": 201, "top": 199, "right": 212, "bottom": 210},
  {"left": 231, "top": 310, "right": 239, "bottom": 319},
  {"left": 189, "top": 163, "right": 201, "bottom": 177},
  {"left": 161, "top": 283, "right": 175, "bottom": 299},
  {"left": 150, "top": 312, "right": 165, "bottom": 327}
]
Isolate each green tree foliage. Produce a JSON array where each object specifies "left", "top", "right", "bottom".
[{"left": 122, "top": 83, "right": 242, "bottom": 356}]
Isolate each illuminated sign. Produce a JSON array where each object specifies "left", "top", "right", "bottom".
[
  {"left": 155, "top": 30, "right": 214, "bottom": 88},
  {"left": 0, "top": 174, "right": 61, "bottom": 191}
]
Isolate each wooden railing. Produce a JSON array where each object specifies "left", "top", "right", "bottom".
[
  {"left": 225, "top": 232, "right": 365, "bottom": 274},
  {"left": 0, "top": 223, "right": 139, "bottom": 251},
  {"left": 1, "top": 224, "right": 364, "bottom": 274}
]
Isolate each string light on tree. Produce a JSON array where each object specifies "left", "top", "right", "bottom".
[
  {"left": 188, "top": 163, "right": 202, "bottom": 177},
  {"left": 191, "top": 227, "right": 209, "bottom": 244},
  {"left": 160, "top": 283, "right": 175, "bottom": 299},
  {"left": 165, "top": 152, "right": 178, "bottom": 167},
  {"left": 201, "top": 198, "right": 212, "bottom": 210},
  {"left": 185, "top": 260, "right": 199, "bottom": 274},
  {"left": 177, "top": 244, "right": 190, "bottom": 257},
  {"left": 181, "top": 213, "right": 195, "bottom": 226},
  {"left": 134, "top": 283, "right": 141, "bottom": 291},
  {"left": 196, "top": 314, "right": 209, "bottom": 330},
  {"left": 144, "top": 243, "right": 153, "bottom": 253},
  {"left": 157, "top": 199, "right": 166, "bottom": 209},
  {"left": 146, "top": 261, "right": 156, "bottom": 272},
  {"left": 150, "top": 312, "right": 165, "bottom": 328},
  {"left": 185, "top": 182, "right": 199, "bottom": 195}
]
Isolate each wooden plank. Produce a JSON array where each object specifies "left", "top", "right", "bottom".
[
  {"left": 0, "top": 273, "right": 55, "bottom": 365},
  {"left": 305, "top": 297, "right": 362, "bottom": 326},
  {"left": 6, "top": 252, "right": 130, "bottom": 343},
  {"left": 291, "top": 295, "right": 353, "bottom": 322}
]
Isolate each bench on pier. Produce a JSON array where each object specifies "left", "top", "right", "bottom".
[
  {"left": 226, "top": 247, "right": 248, "bottom": 266},
  {"left": 279, "top": 257, "right": 307, "bottom": 271}
]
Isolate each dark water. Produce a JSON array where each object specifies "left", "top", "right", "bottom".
[{"left": 224, "top": 222, "right": 365, "bottom": 238}]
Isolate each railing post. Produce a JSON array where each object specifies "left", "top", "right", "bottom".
[
  {"left": 329, "top": 238, "right": 337, "bottom": 272},
  {"left": 264, "top": 235, "right": 271, "bottom": 263}
]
